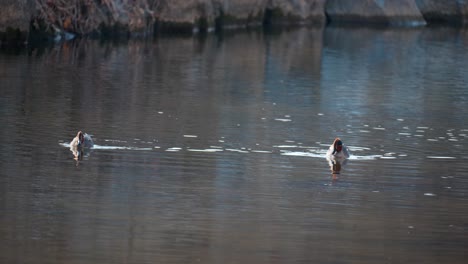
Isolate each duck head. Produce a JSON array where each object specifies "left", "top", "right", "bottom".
[
  {"left": 332, "top": 138, "right": 343, "bottom": 155},
  {"left": 76, "top": 131, "right": 84, "bottom": 146}
]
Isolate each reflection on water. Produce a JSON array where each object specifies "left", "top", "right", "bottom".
[
  {"left": 70, "top": 145, "right": 83, "bottom": 164},
  {"left": 327, "top": 157, "right": 348, "bottom": 182},
  {"left": 1, "top": 27, "right": 468, "bottom": 264}
]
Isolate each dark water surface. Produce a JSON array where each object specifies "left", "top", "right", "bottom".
[{"left": 1, "top": 27, "right": 468, "bottom": 263}]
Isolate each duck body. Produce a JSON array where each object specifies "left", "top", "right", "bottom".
[
  {"left": 70, "top": 131, "right": 94, "bottom": 149},
  {"left": 326, "top": 138, "right": 350, "bottom": 159}
]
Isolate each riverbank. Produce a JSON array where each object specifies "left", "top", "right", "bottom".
[{"left": 1, "top": 0, "right": 467, "bottom": 46}]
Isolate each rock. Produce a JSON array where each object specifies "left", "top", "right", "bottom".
[
  {"left": 214, "top": 0, "right": 269, "bottom": 28},
  {"left": 0, "top": 0, "right": 34, "bottom": 44},
  {"left": 264, "top": 0, "right": 327, "bottom": 26},
  {"left": 326, "top": 0, "right": 426, "bottom": 26},
  {"left": 156, "top": 0, "right": 326, "bottom": 32},
  {"left": 155, "top": 0, "right": 216, "bottom": 33},
  {"left": 0, "top": 0, "right": 33, "bottom": 33},
  {"left": 415, "top": 0, "right": 468, "bottom": 25},
  {"left": 2, "top": 0, "right": 468, "bottom": 42}
]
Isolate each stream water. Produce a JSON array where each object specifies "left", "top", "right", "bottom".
[{"left": 1, "top": 26, "right": 467, "bottom": 263}]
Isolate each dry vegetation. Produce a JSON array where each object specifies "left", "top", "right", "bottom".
[{"left": 34, "top": 0, "right": 163, "bottom": 35}]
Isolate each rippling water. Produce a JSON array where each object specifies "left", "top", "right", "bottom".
[{"left": 1, "top": 27, "right": 468, "bottom": 263}]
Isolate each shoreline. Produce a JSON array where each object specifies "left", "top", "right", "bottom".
[{"left": 1, "top": 0, "right": 467, "bottom": 47}]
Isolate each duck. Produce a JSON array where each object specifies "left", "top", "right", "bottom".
[
  {"left": 326, "top": 138, "right": 350, "bottom": 159},
  {"left": 70, "top": 131, "right": 94, "bottom": 149}
]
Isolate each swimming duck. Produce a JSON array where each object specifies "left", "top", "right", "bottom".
[
  {"left": 326, "top": 138, "right": 350, "bottom": 159},
  {"left": 70, "top": 131, "right": 94, "bottom": 148}
]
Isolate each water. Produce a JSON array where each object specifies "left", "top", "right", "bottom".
[{"left": 1, "top": 27, "right": 468, "bottom": 263}]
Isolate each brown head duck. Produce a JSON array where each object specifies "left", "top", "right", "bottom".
[
  {"left": 326, "top": 138, "right": 350, "bottom": 159},
  {"left": 70, "top": 131, "right": 94, "bottom": 148}
]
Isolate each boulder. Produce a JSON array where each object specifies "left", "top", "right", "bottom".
[
  {"left": 326, "top": 0, "right": 426, "bottom": 26},
  {"left": 0, "top": 0, "right": 34, "bottom": 32},
  {"left": 263, "top": 0, "right": 327, "bottom": 25},
  {"left": 415, "top": 0, "right": 468, "bottom": 25},
  {"left": 214, "top": 0, "right": 266, "bottom": 27},
  {"left": 156, "top": 0, "right": 326, "bottom": 32},
  {"left": 0, "top": 0, "right": 35, "bottom": 44},
  {"left": 4, "top": 0, "right": 468, "bottom": 42}
]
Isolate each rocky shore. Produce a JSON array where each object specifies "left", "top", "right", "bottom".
[{"left": 1, "top": 0, "right": 467, "bottom": 45}]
